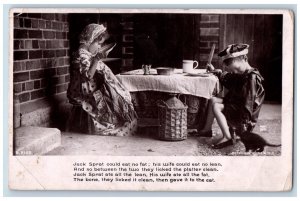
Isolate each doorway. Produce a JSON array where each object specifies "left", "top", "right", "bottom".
[{"left": 219, "top": 14, "right": 283, "bottom": 102}]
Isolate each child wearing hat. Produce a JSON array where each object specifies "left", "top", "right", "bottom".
[{"left": 199, "top": 43, "right": 265, "bottom": 149}]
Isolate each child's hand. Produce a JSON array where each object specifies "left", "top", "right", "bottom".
[
  {"left": 211, "top": 69, "right": 223, "bottom": 77},
  {"left": 213, "top": 69, "right": 222, "bottom": 74},
  {"left": 95, "top": 52, "right": 106, "bottom": 61},
  {"left": 206, "top": 63, "right": 215, "bottom": 72}
]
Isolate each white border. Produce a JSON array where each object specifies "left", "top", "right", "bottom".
[{"left": 7, "top": 7, "right": 294, "bottom": 192}]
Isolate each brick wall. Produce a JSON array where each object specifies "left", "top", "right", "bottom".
[
  {"left": 13, "top": 13, "right": 70, "bottom": 127},
  {"left": 198, "top": 14, "right": 220, "bottom": 68},
  {"left": 120, "top": 14, "right": 134, "bottom": 72}
]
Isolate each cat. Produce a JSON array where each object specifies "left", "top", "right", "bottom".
[{"left": 238, "top": 131, "right": 281, "bottom": 152}]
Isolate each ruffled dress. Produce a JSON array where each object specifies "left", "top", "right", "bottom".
[{"left": 67, "top": 48, "right": 136, "bottom": 135}]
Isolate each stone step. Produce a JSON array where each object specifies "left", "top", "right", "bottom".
[{"left": 14, "top": 126, "right": 61, "bottom": 155}]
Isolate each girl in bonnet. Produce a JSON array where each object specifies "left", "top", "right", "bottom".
[{"left": 67, "top": 24, "right": 136, "bottom": 135}]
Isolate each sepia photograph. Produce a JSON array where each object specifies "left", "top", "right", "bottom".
[
  {"left": 8, "top": 8, "right": 293, "bottom": 191},
  {"left": 12, "top": 10, "right": 283, "bottom": 156}
]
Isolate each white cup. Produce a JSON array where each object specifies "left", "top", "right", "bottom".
[{"left": 182, "top": 60, "right": 199, "bottom": 73}]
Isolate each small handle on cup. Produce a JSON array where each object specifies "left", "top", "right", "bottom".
[{"left": 193, "top": 61, "right": 199, "bottom": 69}]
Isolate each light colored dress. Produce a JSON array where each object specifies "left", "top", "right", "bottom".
[{"left": 67, "top": 48, "right": 136, "bottom": 135}]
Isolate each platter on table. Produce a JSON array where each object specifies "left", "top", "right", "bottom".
[
  {"left": 120, "top": 69, "right": 157, "bottom": 75},
  {"left": 185, "top": 72, "right": 211, "bottom": 77}
]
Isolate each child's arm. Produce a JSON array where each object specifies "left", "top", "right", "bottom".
[
  {"left": 206, "top": 63, "right": 245, "bottom": 89},
  {"left": 219, "top": 72, "right": 245, "bottom": 89},
  {"left": 83, "top": 56, "right": 100, "bottom": 79},
  {"left": 87, "top": 43, "right": 116, "bottom": 79}
]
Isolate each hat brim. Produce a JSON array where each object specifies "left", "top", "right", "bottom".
[{"left": 222, "top": 49, "right": 248, "bottom": 60}]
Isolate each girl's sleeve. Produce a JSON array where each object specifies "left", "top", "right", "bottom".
[{"left": 78, "top": 53, "right": 92, "bottom": 79}]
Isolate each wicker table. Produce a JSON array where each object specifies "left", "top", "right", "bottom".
[{"left": 116, "top": 69, "right": 220, "bottom": 131}]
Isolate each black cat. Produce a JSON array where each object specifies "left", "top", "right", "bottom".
[{"left": 238, "top": 132, "right": 281, "bottom": 152}]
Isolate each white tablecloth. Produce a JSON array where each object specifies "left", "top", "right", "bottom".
[{"left": 116, "top": 69, "right": 220, "bottom": 99}]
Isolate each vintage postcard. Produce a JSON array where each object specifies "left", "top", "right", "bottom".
[{"left": 8, "top": 8, "right": 293, "bottom": 191}]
